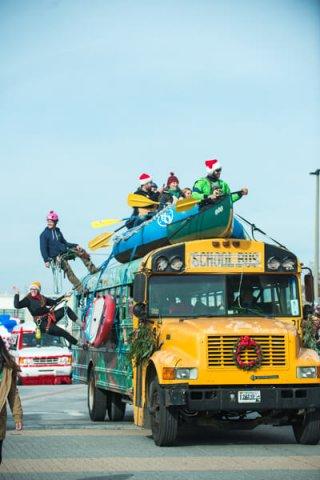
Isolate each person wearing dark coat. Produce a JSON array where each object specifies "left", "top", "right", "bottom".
[
  {"left": 159, "top": 172, "right": 184, "bottom": 208},
  {"left": 40, "top": 210, "right": 98, "bottom": 293},
  {"left": 0, "top": 335, "right": 23, "bottom": 464},
  {"left": 125, "top": 173, "right": 160, "bottom": 229},
  {"left": 13, "top": 282, "right": 79, "bottom": 346}
]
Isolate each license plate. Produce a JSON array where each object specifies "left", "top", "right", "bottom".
[{"left": 238, "top": 390, "right": 261, "bottom": 403}]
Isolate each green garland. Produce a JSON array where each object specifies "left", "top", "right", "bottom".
[
  {"left": 128, "top": 322, "right": 158, "bottom": 366},
  {"left": 302, "top": 314, "right": 320, "bottom": 354}
]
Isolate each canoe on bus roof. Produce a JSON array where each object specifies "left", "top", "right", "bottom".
[{"left": 112, "top": 196, "right": 247, "bottom": 264}]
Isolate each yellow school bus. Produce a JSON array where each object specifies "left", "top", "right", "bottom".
[{"left": 131, "top": 238, "right": 320, "bottom": 445}]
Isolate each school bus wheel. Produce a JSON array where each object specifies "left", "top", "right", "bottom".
[
  {"left": 107, "top": 392, "right": 126, "bottom": 421},
  {"left": 148, "top": 376, "right": 178, "bottom": 446},
  {"left": 87, "top": 368, "right": 107, "bottom": 421},
  {"left": 292, "top": 409, "right": 320, "bottom": 445}
]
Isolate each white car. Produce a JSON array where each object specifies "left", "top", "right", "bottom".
[{"left": 10, "top": 321, "right": 72, "bottom": 385}]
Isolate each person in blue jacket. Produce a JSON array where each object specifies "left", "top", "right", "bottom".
[{"left": 40, "top": 211, "right": 98, "bottom": 293}]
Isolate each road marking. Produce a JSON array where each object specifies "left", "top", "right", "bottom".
[
  {"left": 1, "top": 456, "right": 320, "bottom": 473},
  {"left": 7, "top": 428, "right": 144, "bottom": 437},
  {"left": 21, "top": 385, "right": 83, "bottom": 402}
]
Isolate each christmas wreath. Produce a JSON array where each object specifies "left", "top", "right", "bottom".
[
  {"left": 128, "top": 322, "right": 159, "bottom": 366},
  {"left": 233, "top": 335, "right": 263, "bottom": 371}
]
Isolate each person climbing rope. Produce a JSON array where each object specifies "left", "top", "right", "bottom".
[
  {"left": 13, "top": 282, "right": 80, "bottom": 347},
  {"left": 159, "top": 172, "right": 184, "bottom": 208},
  {"left": 0, "top": 335, "right": 23, "bottom": 464},
  {"left": 192, "top": 159, "right": 248, "bottom": 205},
  {"left": 40, "top": 210, "right": 99, "bottom": 294},
  {"left": 125, "top": 173, "right": 160, "bottom": 229}
]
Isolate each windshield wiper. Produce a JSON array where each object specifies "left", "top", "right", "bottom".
[{"left": 235, "top": 306, "right": 275, "bottom": 319}]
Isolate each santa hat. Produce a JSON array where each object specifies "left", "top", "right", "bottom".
[
  {"left": 29, "top": 281, "right": 41, "bottom": 291},
  {"left": 139, "top": 173, "right": 152, "bottom": 185},
  {"left": 167, "top": 172, "right": 179, "bottom": 186},
  {"left": 205, "top": 159, "right": 222, "bottom": 174}
]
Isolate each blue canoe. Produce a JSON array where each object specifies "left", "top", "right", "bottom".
[{"left": 112, "top": 196, "right": 246, "bottom": 264}]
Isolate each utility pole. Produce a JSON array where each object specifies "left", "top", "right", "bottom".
[{"left": 310, "top": 169, "right": 320, "bottom": 301}]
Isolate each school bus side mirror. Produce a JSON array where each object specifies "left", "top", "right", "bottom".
[
  {"left": 304, "top": 273, "right": 315, "bottom": 304},
  {"left": 133, "top": 273, "right": 147, "bottom": 303},
  {"left": 303, "top": 304, "right": 313, "bottom": 319},
  {"left": 133, "top": 302, "right": 147, "bottom": 320}
]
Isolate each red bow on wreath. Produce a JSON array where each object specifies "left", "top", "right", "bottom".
[{"left": 233, "top": 335, "right": 263, "bottom": 371}]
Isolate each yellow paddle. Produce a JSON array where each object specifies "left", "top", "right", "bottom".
[
  {"left": 175, "top": 191, "right": 242, "bottom": 212},
  {"left": 88, "top": 232, "right": 113, "bottom": 250},
  {"left": 89, "top": 240, "right": 111, "bottom": 251},
  {"left": 175, "top": 197, "right": 200, "bottom": 212},
  {"left": 91, "top": 218, "right": 123, "bottom": 229},
  {"left": 127, "top": 193, "right": 159, "bottom": 208}
]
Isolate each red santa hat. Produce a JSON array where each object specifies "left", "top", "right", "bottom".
[
  {"left": 205, "top": 158, "right": 222, "bottom": 174},
  {"left": 139, "top": 173, "right": 152, "bottom": 185}
]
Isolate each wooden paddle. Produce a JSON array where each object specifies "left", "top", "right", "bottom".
[{"left": 127, "top": 193, "right": 159, "bottom": 208}]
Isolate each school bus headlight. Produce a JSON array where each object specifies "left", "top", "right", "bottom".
[
  {"left": 162, "top": 367, "right": 198, "bottom": 380},
  {"left": 297, "top": 367, "right": 317, "bottom": 379},
  {"left": 282, "top": 257, "right": 296, "bottom": 271},
  {"left": 155, "top": 256, "right": 169, "bottom": 272},
  {"left": 267, "top": 257, "right": 281, "bottom": 271},
  {"left": 170, "top": 256, "right": 184, "bottom": 271},
  {"left": 175, "top": 368, "right": 198, "bottom": 380}
]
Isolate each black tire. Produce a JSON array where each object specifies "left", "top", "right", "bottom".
[
  {"left": 292, "top": 409, "right": 320, "bottom": 445},
  {"left": 107, "top": 392, "right": 126, "bottom": 421},
  {"left": 87, "top": 368, "right": 107, "bottom": 421},
  {"left": 149, "top": 377, "right": 178, "bottom": 446}
]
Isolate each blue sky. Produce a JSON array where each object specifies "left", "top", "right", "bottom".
[{"left": 0, "top": 0, "right": 319, "bottom": 293}]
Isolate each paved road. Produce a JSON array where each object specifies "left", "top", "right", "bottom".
[{"left": 1, "top": 384, "right": 319, "bottom": 480}]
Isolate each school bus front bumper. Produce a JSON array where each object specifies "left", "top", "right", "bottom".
[{"left": 161, "top": 384, "right": 320, "bottom": 411}]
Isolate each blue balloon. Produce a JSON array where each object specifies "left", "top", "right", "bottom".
[{"left": 0, "top": 315, "right": 17, "bottom": 332}]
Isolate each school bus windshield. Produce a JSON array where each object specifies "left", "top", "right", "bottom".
[{"left": 148, "top": 274, "right": 300, "bottom": 318}]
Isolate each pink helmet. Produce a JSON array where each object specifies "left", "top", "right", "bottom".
[{"left": 47, "top": 210, "right": 59, "bottom": 222}]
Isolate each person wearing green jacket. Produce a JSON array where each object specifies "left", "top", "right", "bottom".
[{"left": 192, "top": 159, "right": 248, "bottom": 204}]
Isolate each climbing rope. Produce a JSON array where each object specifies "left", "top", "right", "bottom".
[{"left": 51, "top": 258, "right": 63, "bottom": 295}]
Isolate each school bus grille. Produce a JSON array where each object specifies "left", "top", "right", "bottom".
[{"left": 207, "top": 335, "right": 287, "bottom": 367}]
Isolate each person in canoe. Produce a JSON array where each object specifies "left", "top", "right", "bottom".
[
  {"left": 192, "top": 159, "right": 248, "bottom": 205},
  {"left": 40, "top": 210, "right": 98, "bottom": 294},
  {"left": 13, "top": 282, "right": 80, "bottom": 346},
  {"left": 125, "top": 173, "right": 160, "bottom": 229},
  {"left": 182, "top": 187, "right": 192, "bottom": 198},
  {"left": 159, "top": 172, "right": 184, "bottom": 208}
]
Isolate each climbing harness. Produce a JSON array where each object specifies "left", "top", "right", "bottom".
[{"left": 50, "top": 250, "right": 77, "bottom": 294}]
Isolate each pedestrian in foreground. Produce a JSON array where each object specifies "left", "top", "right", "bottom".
[{"left": 0, "top": 335, "right": 23, "bottom": 464}]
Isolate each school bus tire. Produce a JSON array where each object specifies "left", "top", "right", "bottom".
[
  {"left": 149, "top": 377, "right": 178, "bottom": 446},
  {"left": 292, "top": 409, "right": 320, "bottom": 445},
  {"left": 87, "top": 368, "right": 107, "bottom": 421},
  {"left": 107, "top": 392, "right": 126, "bottom": 421}
]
